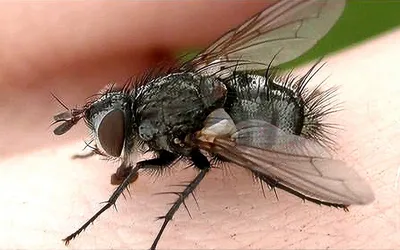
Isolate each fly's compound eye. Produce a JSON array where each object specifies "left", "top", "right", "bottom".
[{"left": 96, "top": 109, "right": 125, "bottom": 157}]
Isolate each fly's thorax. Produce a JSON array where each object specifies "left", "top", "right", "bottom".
[
  {"left": 134, "top": 72, "right": 226, "bottom": 155},
  {"left": 224, "top": 73, "right": 304, "bottom": 135},
  {"left": 84, "top": 91, "right": 132, "bottom": 158}
]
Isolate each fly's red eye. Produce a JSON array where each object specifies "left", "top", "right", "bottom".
[{"left": 97, "top": 109, "right": 125, "bottom": 157}]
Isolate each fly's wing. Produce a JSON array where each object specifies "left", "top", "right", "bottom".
[
  {"left": 188, "top": 0, "right": 346, "bottom": 76},
  {"left": 196, "top": 111, "right": 374, "bottom": 205}
]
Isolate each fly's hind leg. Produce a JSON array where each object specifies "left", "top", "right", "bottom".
[{"left": 150, "top": 149, "right": 210, "bottom": 250}]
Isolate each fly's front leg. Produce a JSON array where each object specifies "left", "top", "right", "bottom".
[
  {"left": 112, "top": 150, "right": 178, "bottom": 185},
  {"left": 71, "top": 143, "right": 106, "bottom": 159},
  {"left": 71, "top": 150, "right": 97, "bottom": 159},
  {"left": 63, "top": 150, "right": 178, "bottom": 245},
  {"left": 68, "top": 143, "right": 138, "bottom": 186},
  {"left": 111, "top": 163, "right": 139, "bottom": 185}
]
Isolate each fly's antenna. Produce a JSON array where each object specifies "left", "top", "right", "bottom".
[{"left": 51, "top": 92, "right": 86, "bottom": 135}]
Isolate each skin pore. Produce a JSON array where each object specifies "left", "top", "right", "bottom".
[{"left": 0, "top": 1, "right": 398, "bottom": 249}]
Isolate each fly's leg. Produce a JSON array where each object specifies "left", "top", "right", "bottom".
[
  {"left": 70, "top": 144, "right": 139, "bottom": 185},
  {"left": 111, "top": 150, "right": 178, "bottom": 185},
  {"left": 150, "top": 149, "right": 210, "bottom": 250},
  {"left": 62, "top": 162, "right": 139, "bottom": 245},
  {"left": 110, "top": 164, "right": 139, "bottom": 185},
  {"left": 71, "top": 149, "right": 140, "bottom": 186},
  {"left": 71, "top": 142, "right": 104, "bottom": 160},
  {"left": 69, "top": 142, "right": 137, "bottom": 185},
  {"left": 62, "top": 150, "right": 178, "bottom": 245},
  {"left": 71, "top": 150, "right": 97, "bottom": 159}
]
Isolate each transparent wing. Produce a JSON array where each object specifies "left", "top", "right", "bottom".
[
  {"left": 189, "top": 0, "right": 346, "bottom": 75},
  {"left": 196, "top": 114, "right": 374, "bottom": 205}
]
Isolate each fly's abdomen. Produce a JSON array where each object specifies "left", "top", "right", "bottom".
[{"left": 224, "top": 73, "right": 305, "bottom": 135}]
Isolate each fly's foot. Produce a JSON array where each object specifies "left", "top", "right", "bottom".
[{"left": 111, "top": 166, "right": 139, "bottom": 185}]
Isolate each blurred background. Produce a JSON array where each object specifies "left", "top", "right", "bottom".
[
  {"left": 0, "top": 1, "right": 399, "bottom": 249},
  {"left": 180, "top": 0, "right": 400, "bottom": 68},
  {"left": 0, "top": 1, "right": 399, "bottom": 158},
  {"left": 288, "top": 0, "right": 400, "bottom": 67}
]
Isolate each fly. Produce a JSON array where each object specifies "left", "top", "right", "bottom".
[{"left": 52, "top": 1, "right": 374, "bottom": 249}]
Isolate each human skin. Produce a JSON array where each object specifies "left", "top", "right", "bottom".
[{"left": 0, "top": 1, "right": 399, "bottom": 249}]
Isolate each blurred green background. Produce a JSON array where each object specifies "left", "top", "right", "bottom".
[
  {"left": 287, "top": 0, "right": 400, "bottom": 67},
  {"left": 180, "top": 0, "right": 400, "bottom": 68}
]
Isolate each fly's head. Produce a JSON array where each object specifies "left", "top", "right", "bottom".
[{"left": 52, "top": 89, "right": 133, "bottom": 159}]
